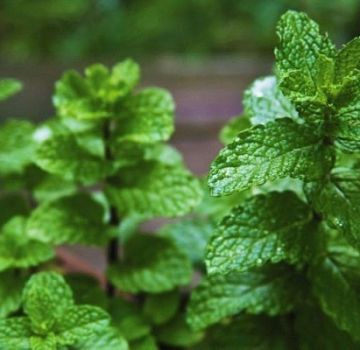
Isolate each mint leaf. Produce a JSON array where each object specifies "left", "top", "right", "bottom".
[
  {"left": 0, "top": 216, "right": 54, "bottom": 271},
  {"left": 106, "top": 162, "right": 202, "bottom": 218},
  {"left": 0, "top": 79, "right": 22, "bottom": 101},
  {"left": 131, "top": 335, "right": 158, "bottom": 350},
  {"left": 56, "top": 305, "right": 110, "bottom": 346},
  {"left": 310, "top": 168, "right": 360, "bottom": 249},
  {"left": 160, "top": 218, "right": 214, "bottom": 265},
  {"left": 30, "top": 334, "right": 57, "bottom": 350},
  {"left": 23, "top": 272, "right": 74, "bottom": 334},
  {"left": 27, "top": 193, "right": 109, "bottom": 245},
  {"left": 0, "top": 271, "right": 26, "bottom": 317},
  {"left": 187, "top": 265, "right": 304, "bottom": 330},
  {"left": 310, "top": 244, "right": 360, "bottom": 341},
  {"left": 275, "top": 11, "right": 335, "bottom": 76},
  {"left": 0, "top": 317, "right": 31, "bottom": 350},
  {"left": 336, "top": 37, "right": 360, "bottom": 82},
  {"left": 206, "top": 192, "right": 313, "bottom": 275},
  {"left": 35, "top": 133, "right": 111, "bottom": 185},
  {"left": 155, "top": 314, "right": 203, "bottom": 347},
  {"left": 107, "top": 234, "right": 192, "bottom": 293},
  {"left": 143, "top": 291, "right": 180, "bottom": 325},
  {"left": 0, "top": 119, "right": 36, "bottom": 175},
  {"left": 114, "top": 88, "right": 174, "bottom": 143},
  {"left": 208, "top": 118, "right": 333, "bottom": 195},
  {"left": 244, "top": 76, "right": 299, "bottom": 125}
]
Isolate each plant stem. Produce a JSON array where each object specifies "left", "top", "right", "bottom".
[{"left": 103, "top": 120, "right": 120, "bottom": 297}]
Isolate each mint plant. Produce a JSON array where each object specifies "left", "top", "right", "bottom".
[
  {"left": 0, "top": 59, "right": 213, "bottom": 349},
  {"left": 187, "top": 10, "right": 360, "bottom": 348}
]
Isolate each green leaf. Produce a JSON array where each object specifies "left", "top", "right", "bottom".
[
  {"left": 0, "top": 79, "right": 22, "bottom": 101},
  {"left": 0, "top": 119, "right": 36, "bottom": 175},
  {"left": 35, "top": 133, "right": 111, "bottom": 185},
  {"left": 208, "top": 118, "right": 333, "bottom": 196},
  {"left": 336, "top": 37, "right": 360, "bottom": 82},
  {"left": 27, "top": 193, "right": 109, "bottom": 245},
  {"left": 54, "top": 60, "right": 140, "bottom": 120},
  {"left": 310, "top": 168, "right": 360, "bottom": 249},
  {"left": 275, "top": 11, "right": 335, "bottom": 77},
  {"left": 0, "top": 216, "right": 54, "bottom": 271},
  {"left": 56, "top": 305, "right": 110, "bottom": 346},
  {"left": 155, "top": 314, "right": 203, "bottom": 347},
  {"left": 114, "top": 88, "right": 174, "bottom": 143},
  {"left": 74, "top": 327, "right": 128, "bottom": 350},
  {"left": 106, "top": 161, "right": 202, "bottom": 218},
  {"left": 192, "top": 315, "right": 291, "bottom": 350},
  {"left": 0, "top": 192, "right": 29, "bottom": 228},
  {"left": 310, "top": 244, "right": 360, "bottom": 341},
  {"left": 30, "top": 334, "right": 57, "bottom": 350},
  {"left": 23, "top": 272, "right": 74, "bottom": 334},
  {"left": 187, "top": 265, "right": 304, "bottom": 330},
  {"left": 107, "top": 234, "right": 192, "bottom": 293},
  {"left": 244, "top": 76, "right": 299, "bottom": 125},
  {"left": 296, "top": 306, "right": 360, "bottom": 350},
  {"left": 109, "top": 299, "right": 151, "bottom": 342},
  {"left": 219, "top": 114, "right": 251, "bottom": 144},
  {"left": 143, "top": 291, "right": 180, "bottom": 325},
  {"left": 0, "top": 271, "right": 26, "bottom": 318},
  {"left": 160, "top": 218, "right": 214, "bottom": 265},
  {"left": 206, "top": 192, "right": 313, "bottom": 275},
  {"left": 0, "top": 317, "right": 31, "bottom": 350}
]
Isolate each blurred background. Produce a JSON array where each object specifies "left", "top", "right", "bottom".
[{"left": 1, "top": 0, "right": 360, "bottom": 174}]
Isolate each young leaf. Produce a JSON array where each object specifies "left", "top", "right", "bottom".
[
  {"left": 208, "top": 118, "right": 333, "bottom": 195},
  {"left": 0, "top": 317, "right": 31, "bottom": 350},
  {"left": 275, "top": 10, "right": 335, "bottom": 77},
  {"left": 187, "top": 264, "right": 304, "bottom": 330},
  {"left": 244, "top": 76, "right": 299, "bottom": 125},
  {"left": 114, "top": 88, "right": 175, "bottom": 143},
  {"left": 0, "top": 216, "right": 54, "bottom": 271},
  {"left": 0, "top": 79, "right": 23, "bottom": 101},
  {"left": 206, "top": 192, "right": 313, "bottom": 275},
  {"left": 107, "top": 234, "right": 192, "bottom": 293},
  {"left": 310, "top": 243, "right": 360, "bottom": 341},
  {"left": 219, "top": 114, "right": 251, "bottom": 144},
  {"left": 0, "top": 119, "right": 36, "bottom": 175},
  {"left": 35, "top": 133, "right": 111, "bottom": 185},
  {"left": 336, "top": 37, "right": 360, "bottom": 82},
  {"left": 27, "top": 193, "right": 109, "bottom": 245},
  {"left": 106, "top": 161, "right": 202, "bottom": 218}
]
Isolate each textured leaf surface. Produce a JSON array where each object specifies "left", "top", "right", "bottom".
[
  {"left": 57, "top": 305, "right": 110, "bottom": 345},
  {"left": 0, "top": 119, "right": 36, "bottom": 175},
  {"left": 27, "top": 193, "right": 108, "bottom": 245},
  {"left": 206, "top": 192, "right": 312, "bottom": 275},
  {"left": 106, "top": 161, "right": 202, "bottom": 218},
  {"left": 336, "top": 37, "right": 360, "bottom": 82},
  {"left": 0, "top": 317, "right": 31, "bottom": 350},
  {"left": 187, "top": 265, "right": 303, "bottom": 330},
  {"left": 160, "top": 218, "right": 214, "bottom": 264},
  {"left": 0, "top": 79, "right": 22, "bottom": 101},
  {"left": 115, "top": 88, "right": 174, "bottom": 143},
  {"left": 0, "top": 271, "right": 26, "bottom": 318},
  {"left": 108, "top": 234, "right": 192, "bottom": 293},
  {"left": 0, "top": 216, "right": 54, "bottom": 271},
  {"left": 310, "top": 243, "right": 360, "bottom": 341},
  {"left": 209, "top": 118, "right": 332, "bottom": 195},
  {"left": 311, "top": 168, "right": 360, "bottom": 249},
  {"left": 23, "top": 272, "right": 74, "bottom": 333},
  {"left": 244, "top": 76, "right": 299, "bottom": 125},
  {"left": 275, "top": 11, "right": 335, "bottom": 76},
  {"left": 35, "top": 133, "right": 111, "bottom": 185}
]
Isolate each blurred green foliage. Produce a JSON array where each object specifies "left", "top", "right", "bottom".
[{"left": 1, "top": 0, "right": 360, "bottom": 60}]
